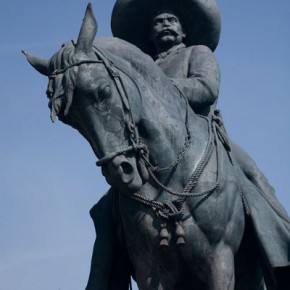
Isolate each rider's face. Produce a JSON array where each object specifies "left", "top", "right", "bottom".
[{"left": 150, "top": 12, "right": 186, "bottom": 51}]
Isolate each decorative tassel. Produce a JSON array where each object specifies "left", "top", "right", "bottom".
[
  {"left": 159, "top": 223, "right": 169, "bottom": 247},
  {"left": 175, "top": 221, "right": 186, "bottom": 245}
]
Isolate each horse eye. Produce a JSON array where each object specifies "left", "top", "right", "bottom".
[{"left": 98, "top": 85, "right": 111, "bottom": 101}]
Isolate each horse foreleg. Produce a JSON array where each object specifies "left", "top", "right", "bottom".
[
  {"left": 208, "top": 244, "right": 235, "bottom": 290},
  {"left": 85, "top": 190, "right": 131, "bottom": 290}
]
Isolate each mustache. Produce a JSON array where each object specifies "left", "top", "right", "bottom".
[{"left": 155, "top": 28, "right": 179, "bottom": 37}]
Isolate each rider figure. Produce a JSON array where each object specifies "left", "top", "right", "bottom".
[
  {"left": 148, "top": 9, "right": 276, "bottom": 198},
  {"left": 150, "top": 10, "right": 220, "bottom": 117}
]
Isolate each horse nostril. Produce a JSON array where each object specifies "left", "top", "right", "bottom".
[
  {"left": 120, "top": 161, "right": 134, "bottom": 175},
  {"left": 99, "top": 156, "right": 142, "bottom": 192},
  {"left": 118, "top": 161, "right": 134, "bottom": 184}
]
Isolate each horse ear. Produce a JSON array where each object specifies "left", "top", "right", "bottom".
[
  {"left": 22, "top": 50, "right": 49, "bottom": 76},
  {"left": 76, "top": 3, "right": 98, "bottom": 53}
]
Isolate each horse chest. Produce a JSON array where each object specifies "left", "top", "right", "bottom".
[{"left": 118, "top": 194, "right": 227, "bottom": 262}]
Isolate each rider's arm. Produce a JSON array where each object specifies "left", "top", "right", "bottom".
[{"left": 171, "top": 45, "right": 220, "bottom": 113}]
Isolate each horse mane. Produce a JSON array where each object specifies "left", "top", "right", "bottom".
[{"left": 48, "top": 40, "right": 79, "bottom": 74}]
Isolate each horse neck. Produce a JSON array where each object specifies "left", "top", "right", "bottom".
[
  {"left": 120, "top": 63, "right": 209, "bottom": 189},
  {"left": 126, "top": 69, "right": 200, "bottom": 178},
  {"left": 95, "top": 40, "right": 204, "bottom": 177},
  {"left": 143, "top": 90, "right": 208, "bottom": 170}
]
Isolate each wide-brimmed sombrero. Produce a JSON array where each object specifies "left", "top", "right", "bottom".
[{"left": 111, "top": 0, "right": 221, "bottom": 56}]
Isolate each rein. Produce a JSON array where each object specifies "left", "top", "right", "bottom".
[
  {"left": 47, "top": 50, "right": 192, "bottom": 180},
  {"left": 131, "top": 116, "right": 224, "bottom": 246},
  {"left": 50, "top": 50, "right": 227, "bottom": 247},
  {"left": 90, "top": 51, "right": 226, "bottom": 247},
  {"left": 93, "top": 48, "right": 193, "bottom": 178}
]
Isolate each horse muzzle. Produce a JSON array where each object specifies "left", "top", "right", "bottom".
[{"left": 99, "top": 155, "right": 144, "bottom": 194}]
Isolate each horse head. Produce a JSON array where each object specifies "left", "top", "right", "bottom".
[{"left": 23, "top": 3, "right": 145, "bottom": 194}]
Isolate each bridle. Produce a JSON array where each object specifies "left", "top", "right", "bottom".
[
  {"left": 91, "top": 50, "right": 225, "bottom": 247},
  {"left": 47, "top": 47, "right": 192, "bottom": 169},
  {"left": 48, "top": 47, "right": 224, "bottom": 246}
]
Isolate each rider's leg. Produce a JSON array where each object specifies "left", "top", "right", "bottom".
[
  {"left": 231, "top": 142, "right": 290, "bottom": 218},
  {"left": 230, "top": 142, "right": 276, "bottom": 197}
]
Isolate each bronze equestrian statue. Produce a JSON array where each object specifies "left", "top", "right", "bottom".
[{"left": 23, "top": 1, "right": 290, "bottom": 289}]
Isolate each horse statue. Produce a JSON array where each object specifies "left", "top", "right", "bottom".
[{"left": 23, "top": 4, "right": 290, "bottom": 290}]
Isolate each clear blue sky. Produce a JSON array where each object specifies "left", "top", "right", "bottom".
[{"left": 1, "top": 1, "right": 289, "bottom": 289}]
